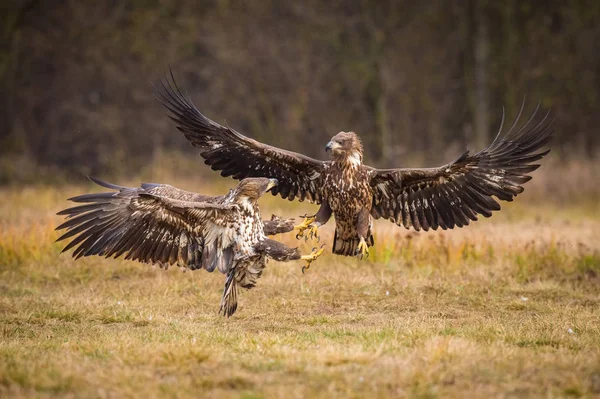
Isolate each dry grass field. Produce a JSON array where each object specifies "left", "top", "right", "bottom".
[{"left": 1, "top": 168, "right": 599, "bottom": 398}]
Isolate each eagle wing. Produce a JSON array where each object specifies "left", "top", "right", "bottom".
[
  {"left": 154, "top": 73, "right": 328, "bottom": 204},
  {"left": 56, "top": 177, "right": 239, "bottom": 271},
  {"left": 369, "top": 104, "right": 553, "bottom": 231}
]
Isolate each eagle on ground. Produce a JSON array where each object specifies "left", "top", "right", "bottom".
[
  {"left": 56, "top": 177, "right": 324, "bottom": 317},
  {"left": 156, "top": 73, "right": 553, "bottom": 259}
]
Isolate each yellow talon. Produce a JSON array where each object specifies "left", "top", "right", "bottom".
[
  {"left": 301, "top": 244, "right": 326, "bottom": 273},
  {"left": 294, "top": 215, "right": 318, "bottom": 241},
  {"left": 356, "top": 237, "right": 369, "bottom": 260}
]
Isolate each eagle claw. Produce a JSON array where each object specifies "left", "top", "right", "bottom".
[
  {"left": 301, "top": 244, "right": 326, "bottom": 274},
  {"left": 294, "top": 215, "right": 318, "bottom": 242},
  {"left": 356, "top": 238, "right": 369, "bottom": 260}
]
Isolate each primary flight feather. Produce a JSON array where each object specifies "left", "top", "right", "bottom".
[{"left": 155, "top": 73, "right": 553, "bottom": 259}]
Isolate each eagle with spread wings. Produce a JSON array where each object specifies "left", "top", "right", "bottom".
[
  {"left": 156, "top": 73, "right": 552, "bottom": 259},
  {"left": 56, "top": 177, "right": 324, "bottom": 317}
]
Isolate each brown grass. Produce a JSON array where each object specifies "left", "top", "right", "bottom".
[{"left": 0, "top": 176, "right": 599, "bottom": 398}]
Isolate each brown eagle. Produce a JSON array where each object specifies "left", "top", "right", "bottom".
[
  {"left": 56, "top": 177, "right": 324, "bottom": 317},
  {"left": 156, "top": 74, "right": 552, "bottom": 259}
]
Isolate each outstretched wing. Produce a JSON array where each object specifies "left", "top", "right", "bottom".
[
  {"left": 154, "top": 72, "right": 328, "bottom": 204},
  {"left": 56, "top": 177, "right": 238, "bottom": 271},
  {"left": 370, "top": 104, "right": 553, "bottom": 231}
]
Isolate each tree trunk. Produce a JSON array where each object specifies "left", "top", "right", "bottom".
[
  {"left": 377, "top": 61, "right": 392, "bottom": 167},
  {"left": 473, "top": 0, "right": 490, "bottom": 149},
  {"left": 0, "top": 1, "right": 39, "bottom": 148}
]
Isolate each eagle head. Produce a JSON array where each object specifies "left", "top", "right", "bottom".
[
  {"left": 234, "top": 178, "right": 278, "bottom": 202},
  {"left": 325, "top": 131, "right": 363, "bottom": 166}
]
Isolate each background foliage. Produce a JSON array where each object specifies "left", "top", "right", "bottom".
[{"left": 1, "top": 0, "right": 599, "bottom": 181}]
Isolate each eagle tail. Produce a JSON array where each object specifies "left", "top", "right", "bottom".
[
  {"left": 332, "top": 230, "right": 375, "bottom": 256},
  {"left": 219, "top": 270, "right": 238, "bottom": 317}
]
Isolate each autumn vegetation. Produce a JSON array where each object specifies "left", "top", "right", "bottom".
[
  {"left": 1, "top": 165, "right": 599, "bottom": 397},
  {"left": 1, "top": 1, "right": 599, "bottom": 398}
]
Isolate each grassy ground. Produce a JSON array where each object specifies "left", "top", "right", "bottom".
[{"left": 0, "top": 178, "right": 599, "bottom": 398}]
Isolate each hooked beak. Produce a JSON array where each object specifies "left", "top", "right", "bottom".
[
  {"left": 267, "top": 178, "right": 278, "bottom": 192},
  {"left": 325, "top": 141, "right": 338, "bottom": 152}
]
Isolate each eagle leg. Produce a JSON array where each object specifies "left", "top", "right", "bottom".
[
  {"left": 356, "top": 237, "right": 369, "bottom": 260},
  {"left": 301, "top": 244, "right": 326, "bottom": 274},
  {"left": 294, "top": 214, "right": 319, "bottom": 242}
]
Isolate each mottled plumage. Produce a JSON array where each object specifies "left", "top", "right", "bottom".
[
  {"left": 263, "top": 214, "right": 297, "bottom": 236},
  {"left": 156, "top": 73, "right": 553, "bottom": 258},
  {"left": 56, "top": 177, "right": 321, "bottom": 317}
]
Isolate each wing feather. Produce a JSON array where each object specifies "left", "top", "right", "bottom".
[
  {"left": 370, "top": 105, "right": 552, "bottom": 230},
  {"left": 154, "top": 71, "right": 328, "bottom": 204},
  {"left": 56, "top": 178, "right": 238, "bottom": 271}
]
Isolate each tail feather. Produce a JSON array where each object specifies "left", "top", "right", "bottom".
[
  {"left": 332, "top": 230, "right": 374, "bottom": 256},
  {"left": 219, "top": 270, "right": 238, "bottom": 317}
]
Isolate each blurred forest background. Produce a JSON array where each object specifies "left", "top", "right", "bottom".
[{"left": 1, "top": 0, "right": 599, "bottom": 185}]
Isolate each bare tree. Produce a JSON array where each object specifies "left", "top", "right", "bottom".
[{"left": 473, "top": 0, "right": 490, "bottom": 149}]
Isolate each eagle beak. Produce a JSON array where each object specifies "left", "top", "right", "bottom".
[
  {"left": 267, "top": 178, "right": 278, "bottom": 192},
  {"left": 326, "top": 141, "right": 341, "bottom": 153}
]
